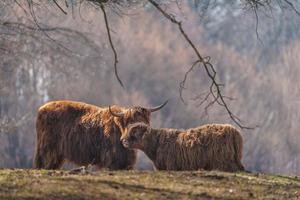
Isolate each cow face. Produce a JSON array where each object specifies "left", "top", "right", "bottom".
[{"left": 120, "top": 122, "right": 149, "bottom": 149}]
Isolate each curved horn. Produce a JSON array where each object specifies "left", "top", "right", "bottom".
[
  {"left": 149, "top": 100, "right": 168, "bottom": 112},
  {"left": 109, "top": 106, "right": 125, "bottom": 117}
]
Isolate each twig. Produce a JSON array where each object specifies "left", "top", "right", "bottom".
[
  {"left": 100, "top": 3, "right": 125, "bottom": 88},
  {"left": 179, "top": 60, "right": 200, "bottom": 104},
  {"left": 26, "top": 0, "right": 75, "bottom": 54},
  {"left": 283, "top": 0, "right": 300, "bottom": 16},
  {"left": 53, "top": 0, "right": 68, "bottom": 15}
]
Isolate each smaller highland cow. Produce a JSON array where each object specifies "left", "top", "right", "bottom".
[{"left": 121, "top": 123, "right": 245, "bottom": 172}]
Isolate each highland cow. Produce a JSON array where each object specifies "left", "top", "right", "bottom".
[
  {"left": 121, "top": 123, "right": 245, "bottom": 172},
  {"left": 34, "top": 100, "right": 167, "bottom": 169}
]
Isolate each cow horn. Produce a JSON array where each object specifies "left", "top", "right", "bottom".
[
  {"left": 149, "top": 100, "right": 168, "bottom": 112},
  {"left": 109, "top": 106, "right": 125, "bottom": 117}
]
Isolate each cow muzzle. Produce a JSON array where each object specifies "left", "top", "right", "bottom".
[{"left": 122, "top": 139, "right": 130, "bottom": 148}]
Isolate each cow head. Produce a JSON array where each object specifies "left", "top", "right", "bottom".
[
  {"left": 120, "top": 122, "right": 149, "bottom": 149},
  {"left": 109, "top": 100, "right": 167, "bottom": 136}
]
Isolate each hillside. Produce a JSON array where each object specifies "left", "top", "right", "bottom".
[{"left": 0, "top": 169, "right": 299, "bottom": 200}]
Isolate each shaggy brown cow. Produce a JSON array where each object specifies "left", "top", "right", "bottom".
[
  {"left": 121, "top": 123, "right": 245, "bottom": 172},
  {"left": 34, "top": 100, "right": 167, "bottom": 169}
]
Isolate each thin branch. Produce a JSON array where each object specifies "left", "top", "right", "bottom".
[
  {"left": 253, "top": 4, "right": 263, "bottom": 44},
  {"left": 196, "top": 92, "right": 211, "bottom": 108},
  {"left": 53, "top": 0, "right": 68, "bottom": 15},
  {"left": 179, "top": 60, "right": 200, "bottom": 104},
  {"left": 26, "top": 0, "right": 75, "bottom": 54},
  {"left": 23, "top": 1, "right": 125, "bottom": 87},
  {"left": 283, "top": 0, "right": 300, "bottom": 16},
  {"left": 148, "top": 0, "right": 252, "bottom": 129},
  {"left": 100, "top": 3, "right": 125, "bottom": 88},
  {"left": 14, "top": 0, "right": 29, "bottom": 15}
]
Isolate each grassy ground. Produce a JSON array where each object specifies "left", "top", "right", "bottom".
[{"left": 0, "top": 169, "right": 299, "bottom": 200}]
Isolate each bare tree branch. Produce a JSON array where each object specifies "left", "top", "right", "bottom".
[
  {"left": 47, "top": 0, "right": 125, "bottom": 88},
  {"left": 53, "top": 0, "right": 68, "bottom": 15},
  {"left": 100, "top": 3, "right": 124, "bottom": 88},
  {"left": 253, "top": 6, "right": 263, "bottom": 44},
  {"left": 26, "top": 0, "right": 75, "bottom": 54},
  {"left": 148, "top": 0, "right": 253, "bottom": 129},
  {"left": 283, "top": 0, "right": 300, "bottom": 15},
  {"left": 179, "top": 60, "right": 200, "bottom": 103}
]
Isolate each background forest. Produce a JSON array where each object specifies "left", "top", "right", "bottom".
[{"left": 1, "top": 0, "right": 300, "bottom": 175}]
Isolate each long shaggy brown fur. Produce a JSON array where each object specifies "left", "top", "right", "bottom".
[
  {"left": 34, "top": 100, "right": 152, "bottom": 170},
  {"left": 121, "top": 123, "right": 245, "bottom": 172}
]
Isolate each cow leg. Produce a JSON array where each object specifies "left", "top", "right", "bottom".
[
  {"left": 43, "top": 150, "right": 64, "bottom": 169},
  {"left": 44, "top": 156, "right": 64, "bottom": 169},
  {"left": 34, "top": 145, "right": 64, "bottom": 169},
  {"left": 109, "top": 149, "right": 137, "bottom": 170},
  {"left": 236, "top": 160, "right": 245, "bottom": 171},
  {"left": 34, "top": 148, "right": 45, "bottom": 169}
]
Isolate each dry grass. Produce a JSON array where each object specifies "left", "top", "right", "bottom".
[{"left": 0, "top": 169, "right": 299, "bottom": 199}]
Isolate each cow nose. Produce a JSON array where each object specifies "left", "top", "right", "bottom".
[{"left": 122, "top": 139, "right": 129, "bottom": 148}]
